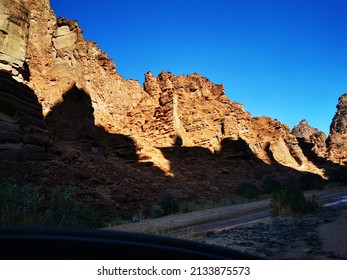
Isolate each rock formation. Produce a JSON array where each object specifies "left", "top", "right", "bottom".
[
  {"left": 122, "top": 71, "right": 322, "bottom": 174},
  {"left": 292, "top": 120, "right": 319, "bottom": 140},
  {"left": 0, "top": 0, "right": 345, "bottom": 218},
  {"left": 0, "top": 0, "right": 30, "bottom": 81},
  {"left": 292, "top": 119, "right": 327, "bottom": 159},
  {"left": 327, "top": 93, "right": 347, "bottom": 164},
  {"left": 0, "top": 71, "right": 48, "bottom": 159},
  {"left": 2, "top": 0, "right": 144, "bottom": 128}
]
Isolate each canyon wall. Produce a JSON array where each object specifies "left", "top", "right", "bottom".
[
  {"left": 327, "top": 93, "right": 347, "bottom": 164},
  {"left": 0, "top": 0, "right": 346, "bottom": 216}
]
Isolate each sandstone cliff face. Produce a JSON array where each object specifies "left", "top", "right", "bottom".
[
  {"left": 1, "top": 0, "right": 344, "bottom": 218},
  {"left": 292, "top": 119, "right": 327, "bottom": 159},
  {"left": 0, "top": 0, "right": 322, "bottom": 174},
  {"left": 119, "top": 71, "right": 322, "bottom": 174},
  {"left": 0, "top": 0, "right": 29, "bottom": 81},
  {"left": 0, "top": 71, "right": 48, "bottom": 159},
  {"left": 327, "top": 93, "right": 347, "bottom": 164},
  {"left": 0, "top": 0, "right": 144, "bottom": 130},
  {"left": 26, "top": 7, "right": 145, "bottom": 131}
]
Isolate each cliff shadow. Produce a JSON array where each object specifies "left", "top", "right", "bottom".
[
  {"left": 45, "top": 84, "right": 99, "bottom": 146},
  {"left": 158, "top": 137, "right": 303, "bottom": 200},
  {"left": 42, "top": 85, "right": 173, "bottom": 218},
  {"left": 0, "top": 70, "right": 48, "bottom": 160}
]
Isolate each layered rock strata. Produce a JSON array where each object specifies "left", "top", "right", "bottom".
[
  {"left": 0, "top": 71, "right": 48, "bottom": 159},
  {"left": 0, "top": 0, "right": 30, "bottom": 81}
]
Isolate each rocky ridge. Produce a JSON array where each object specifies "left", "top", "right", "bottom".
[
  {"left": 0, "top": 0, "right": 346, "bottom": 218},
  {"left": 327, "top": 93, "right": 347, "bottom": 164},
  {"left": 292, "top": 119, "right": 327, "bottom": 159}
]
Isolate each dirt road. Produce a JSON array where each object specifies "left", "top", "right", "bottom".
[{"left": 106, "top": 188, "right": 347, "bottom": 238}]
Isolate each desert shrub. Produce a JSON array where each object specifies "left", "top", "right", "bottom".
[
  {"left": 43, "top": 187, "right": 102, "bottom": 228},
  {"left": 261, "top": 176, "right": 281, "bottom": 194},
  {"left": 149, "top": 204, "right": 164, "bottom": 218},
  {"left": 298, "top": 173, "right": 324, "bottom": 191},
  {"left": 0, "top": 177, "right": 44, "bottom": 225},
  {"left": 236, "top": 182, "right": 260, "bottom": 199},
  {"left": 271, "top": 184, "right": 320, "bottom": 216},
  {"left": 304, "top": 198, "right": 321, "bottom": 212},
  {"left": 271, "top": 184, "right": 305, "bottom": 216},
  {"left": 0, "top": 174, "right": 102, "bottom": 228},
  {"left": 160, "top": 193, "right": 179, "bottom": 215}
]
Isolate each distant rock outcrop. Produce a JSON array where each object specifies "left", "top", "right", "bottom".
[
  {"left": 292, "top": 119, "right": 327, "bottom": 159},
  {"left": 327, "top": 93, "right": 347, "bottom": 164},
  {"left": 292, "top": 120, "right": 319, "bottom": 140}
]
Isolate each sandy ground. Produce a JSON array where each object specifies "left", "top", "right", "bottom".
[
  {"left": 318, "top": 206, "right": 347, "bottom": 258},
  {"left": 106, "top": 199, "right": 271, "bottom": 235},
  {"left": 106, "top": 188, "right": 347, "bottom": 259}
]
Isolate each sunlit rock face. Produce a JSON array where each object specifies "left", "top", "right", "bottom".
[
  {"left": 121, "top": 71, "right": 322, "bottom": 175},
  {"left": 2, "top": 0, "right": 145, "bottom": 130},
  {"left": 292, "top": 120, "right": 319, "bottom": 140},
  {"left": 1, "top": 0, "right": 344, "bottom": 216},
  {"left": 327, "top": 93, "right": 347, "bottom": 164},
  {"left": 292, "top": 119, "right": 327, "bottom": 159},
  {"left": 0, "top": 0, "right": 30, "bottom": 81},
  {"left": 0, "top": 0, "right": 324, "bottom": 174}
]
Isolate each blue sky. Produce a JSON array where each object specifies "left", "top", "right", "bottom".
[{"left": 50, "top": 0, "right": 347, "bottom": 135}]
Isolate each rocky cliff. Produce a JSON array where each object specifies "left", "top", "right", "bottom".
[
  {"left": 0, "top": 71, "right": 48, "bottom": 159},
  {"left": 0, "top": 0, "right": 30, "bottom": 81},
  {"left": 0, "top": 0, "right": 345, "bottom": 219},
  {"left": 121, "top": 71, "right": 322, "bottom": 174},
  {"left": 292, "top": 119, "right": 327, "bottom": 159},
  {"left": 327, "top": 93, "right": 347, "bottom": 164}
]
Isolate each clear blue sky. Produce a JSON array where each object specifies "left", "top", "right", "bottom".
[{"left": 50, "top": 0, "right": 347, "bottom": 135}]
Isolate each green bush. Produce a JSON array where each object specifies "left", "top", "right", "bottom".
[
  {"left": 160, "top": 193, "right": 179, "bottom": 215},
  {"left": 236, "top": 182, "right": 260, "bottom": 199},
  {"left": 261, "top": 176, "right": 281, "bottom": 194},
  {"left": 0, "top": 174, "right": 102, "bottom": 228},
  {"left": 271, "top": 184, "right": 320, "bottom": 216}
]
